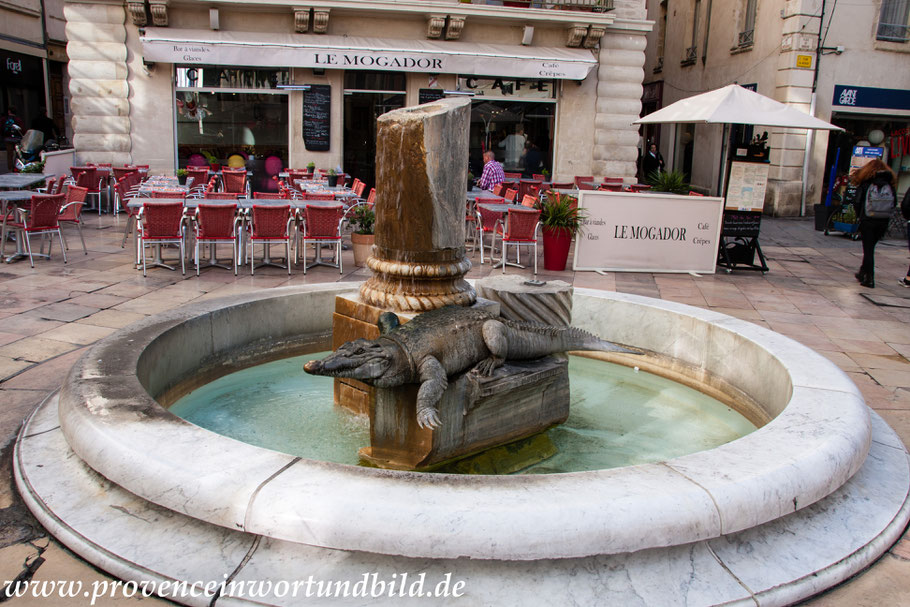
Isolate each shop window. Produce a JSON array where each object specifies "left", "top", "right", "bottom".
[
  {"left": 877, "top": 0, "right": 910, "bottom": 42},
  {"left": 343, "top": 71, "right": 406, "bottom": 92},
  {"left": 175, "top": 66, "right": 289, "bottom": 193},
  {"left": 737, "top": 0, "right": 757, "bottom": 49}
]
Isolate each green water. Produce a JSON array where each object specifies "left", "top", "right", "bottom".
[{"left": 169, "top": 353, "right": 756, "bottom": 473}]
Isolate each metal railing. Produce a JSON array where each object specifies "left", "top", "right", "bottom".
[
  {"left": 738, "top": 29, "right": 754, "bottom": 47},
  {"left": 877, "top": 22, "right": 910, "bottom": 42},
  {"left": 682, "top": 46, "right": 697, "bottom": 65}
]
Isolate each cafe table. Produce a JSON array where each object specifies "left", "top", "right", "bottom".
[{"left": 0, "top": 173, "right": 54, "bottom": 191}]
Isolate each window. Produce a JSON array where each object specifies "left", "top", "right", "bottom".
[
  {"left": 682, "top": 0, "right": 700, "bottom": 66},
  {"left": 655, "top": 0, "right": 667, "bottom": 73},
  {"left": 878, "top": 0, "right": 910, "bottom": 42},
  {"left": 738, "top": 0, "right": 757, "bottom": 48}
]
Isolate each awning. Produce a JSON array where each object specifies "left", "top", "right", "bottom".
[{"left": 140, "top": 28, "right": 597, "bottom": 80}]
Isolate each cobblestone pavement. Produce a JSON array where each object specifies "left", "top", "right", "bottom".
[{"left": 0, "top": 213, "right": 908, "bottom": 605}]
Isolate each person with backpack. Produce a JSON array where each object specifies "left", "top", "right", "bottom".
[
  {"left": 853, "top": 159, "right": 897, "bottom": 288},
  {"left": 898, "top": 187, "right": 910, "bottom": 287}
]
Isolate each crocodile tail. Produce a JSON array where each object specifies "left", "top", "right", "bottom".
[{"left": 500, "top": 319, "right": 639, "bottom": 357}]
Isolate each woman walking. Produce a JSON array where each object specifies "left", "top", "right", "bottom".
[{"left": 853, "top": 159, "right": 897, "bottom": 288}]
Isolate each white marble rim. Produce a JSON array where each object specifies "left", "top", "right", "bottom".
[{"left": 57, "top": 283, "right": 872, "bottom": 560}]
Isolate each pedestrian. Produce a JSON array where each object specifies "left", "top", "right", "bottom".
[
  {"left": 641, "top": 143, "right": 664, "bottom": 179},
  {"left": 476, "top": 150, "right": 505, "bottom": 191},
  {"left": 3, "top": 106, "right": 24, "bottom": 172},
  {"left": 898, "top": 187, "right": 910, "bottom": 287},
  {"left": 30, "top": 107, "right": 59, "bottom": 145},
  {"left": 522, "top": 141, "right": 542, "bottom": 178},
  {"left": 853, "top": 158, "right": 897, "bottom": 288},
  {"left": 499, "top": 125, "right": 526, "bottom": 170}
]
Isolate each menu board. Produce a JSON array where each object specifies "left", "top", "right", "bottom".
[
  {"left": 725, "top": 161, "right": 769, "bottom": 211},
  {"left": 419, "top": 88, "right": 445, "bottom": 104},
  {"left": 303, "top": 84, "right": 331, "bottom": 152},
  {"left": 721, "top": 210, "right": 762, "bottom": 238}
]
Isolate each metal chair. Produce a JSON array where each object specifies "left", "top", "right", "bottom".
[
  {"left": 203, "top": 192, "right": 240, "bottom": 200},
  {"left": 7, "top": 194, "right": 67, "bottom": 267},
  {"left": 520, "top": 194, "right": 538, "bottom": 208},
  {"left": 298, "top": 204, "right": 344, "bottom": 274},
  {"left": 303, "top": 192, "right": 337, "bottom": 201},
  {"left": 221, "top": 169, "right": 248, "bottom": 197},
  {"left": 491, "top": 207, "right": 541, "bottom": 275},
  {"left": 70, "top": 166, "right": 102, "bottom": 211},
  {"left": 138, "top": 201, "right": 186, "bottom": 277},
  {"left": 475, "top": 202, "right": 505, "bottom": 264},
  {"left": 59, "top": 185, "right": 89, "bottom": 255},
  {"left": 503, "top": 188, "right": 518, "bottom": 203},
  {"left": 248, "top": 204, "right": 293, "bottom": 275},
  {"left": 117, "top": 177, "right": 143, "bottom": 250},
  {"left": 504, "top": 172, "right": 522, "bottom": 179},
  {"left": 194, "top": 203, "right": 240, "bottom": 276},
  {"left": 253, "top": 191, "right": 287, "bottom": 199}
]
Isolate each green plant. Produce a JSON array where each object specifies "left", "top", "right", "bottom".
[
  {"left": 538, "top": 191, "right": 585, "bottom": 237},
  {"left": 306, "top": 161, "right": 316, "bottom": 170},
  {"left": 20, "top": 160, "right": 45, "bottom": 174},
  {"left": 351, "top": 205, "right": 375, "bottom": 235},
  {"left": 176, "top": 168, "right": 187, "bottom": 177},
  {"left": 201, "top": 150, "right": 218, "bottom": 165},
  {"left": 327, "top": 168, "right": 337, "bottom": 176},
  {"left": 467, "top": 172, "right": 474, "bottom": 182},
  {"left": 541, "top": 168, "right": 550, "bottom": 179},
  {"left": 646, "top": 170, "right": 689, "bottom": 195}
]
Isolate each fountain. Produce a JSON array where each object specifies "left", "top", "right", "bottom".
[{"left": 13, "top": 98, "right": 910, "bottom": 605}]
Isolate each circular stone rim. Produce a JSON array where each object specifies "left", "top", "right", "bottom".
[{"left": 56, "top": 283, "right": 872, "bottom": 560}]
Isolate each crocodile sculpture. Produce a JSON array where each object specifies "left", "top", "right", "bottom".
[{"left": 303, "top": 306, "right": 638, "bottom": 429}]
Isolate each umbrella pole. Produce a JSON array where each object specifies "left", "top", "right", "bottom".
[{"left": 717, "top": 123, "right": 730, "bottom": 198}]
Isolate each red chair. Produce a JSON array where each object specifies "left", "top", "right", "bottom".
[
  {"left": 116, "top": 177, "right": 143, "bottom": 250},
  {"left": 249, "top": 204, "right": 293, "bottom": 275},
  {"left": 550, "top": 181, "right": 574, "bottom": 190},
  {"left": 574, "top": 176, "right": 594, "bottom": 188},
  {"left": 492, "top": 207, "right": 541, "bottom": 275},
  {"left": 59, "top": 185, "right": 89, "bottom": 255},
  {"left": 504, "top": 172, "right": 522, "bottom": 179},
  {"left": 253, "top": 192, "right": 287, "bottom": 199},
  {"left": 71, "top": 167, "right": 102, "bottom": 211},
  {"left": 532, "top": 173, "right": 547, "bottom": 181},
  {"left": 304, "top": 192, "right": 337, "bottom": 201},
  {"left": 194, "top": 203, "right": 240, "bottom": 276},
  {"left": 299, "top": 204, "right": 344, "bottom": 274},
  {"left": 521, "top": 194, "right": 538, "bottom": 208},
  {"left": 112, "top": 166, "right": 139, "bottom": 183},
  {"left": 366, "top": 188, "right": 376, "bottom": 208},
  {"left": 7, "top": 194, "right": 67, "bottom": 267},
  {"left": 37, "top": 177, "right": 56, "bottom": 194},
  {"left": 52, "top": 176, "right": 68, "bottom": 195},
  {"left": 204, "top": 192, "right": 240, "bottom": 200},
  {"left": 601, "top": 177, "right": 624, "bottom": 186},
  {"left": 185, "top": 166, "right": 211, "bottom": 194},
  {"left": 352, "top": 179, "right": 366, "bottom": 198},
  {"left": 150, "top": 190, "right": 186, "bottom": 199},
  {"left": 503, "top": 188, "right": 518, "bottom": 204},
  {"left": 517, "top": 180, "right": 542, "bottom": 202},
  {"left": 491, "top": 183, "right": 505, "bottom": 196},
  {"left": 474, "top": 201, "right": 505, "bottom": 264},
  {"left": 630, "top": 184, "right": 652, "bottom": 193},
  {"left": 688, "top": 191, "right": 705, "bottom": 196},
  {"left": 222, "top": 169, "right": 248, "bottom": 196},
  {"left": 138, "top": 202, "right": 186, "bottom": 277},
  {"left": 577, "top": 181, "right": 596, "bottom": 191}
]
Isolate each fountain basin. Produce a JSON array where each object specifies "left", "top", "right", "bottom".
[{"left": 53, "top": 283, "right": 871, "bottom": 560}]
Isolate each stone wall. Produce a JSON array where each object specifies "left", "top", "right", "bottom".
[{"left": 64, "top": 1, "right": 131, "bottom": 166}]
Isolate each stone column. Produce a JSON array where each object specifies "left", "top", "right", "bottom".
[
  {"left": 64, "top": 1, "right": 131, "bottom": 166},
  {"left": 592, "top": 30, "right": 648, "bottom": 179},
  {"left": 360, "top": 97, "right": 476, "bottom": 313}
]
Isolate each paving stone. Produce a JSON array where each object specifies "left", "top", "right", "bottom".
[
  {"left": 76, "top": 309, "right": 148, "bottom": 329},
  {"left": 66, "top": 293, "right": 129, "bottom": 309},
  {"left": 30, "top": 302, "right": 99, "bottom": 322},
  {"left": 0, "top": 337, "right": 78, "bottom": 363},
  {"left": 0, "top": 356, "right": 32, "bottom": 382},
  {"left": 37, "top": 323, "right": 117, "bottom": 346}
]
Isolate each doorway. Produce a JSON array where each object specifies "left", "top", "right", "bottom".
[{"left": 343, "top": 71, "right": 407, "bottom": 188}]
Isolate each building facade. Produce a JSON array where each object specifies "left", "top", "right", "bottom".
[
  {"left": 642, "top": 0, "right": 910, "bottom": 216},
  {"left": 1, "top": 0, "right": 71, "bottom": 170},
  {"left": 64, "top": 0, "right": 652, "bottom": 189}
]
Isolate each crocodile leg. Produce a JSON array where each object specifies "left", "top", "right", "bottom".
[
  {"left": 474, "top": 319, "right": 508, "bottom": 376},
  {"left": 416, "top": 356, "right": 447, "bottom": 429}
]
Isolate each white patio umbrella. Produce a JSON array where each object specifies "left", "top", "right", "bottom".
[
  {"left": 634, "top": 84, "right": 841, "bottom": 130},
  {"left": 633, "top": 84, "right": 842, "bottom": 214}
]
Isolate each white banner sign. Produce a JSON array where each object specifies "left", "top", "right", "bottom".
[
  {"left": 140, "top": 31, "right": 596, "bottom": 80},
  {"left": 573, "top": 191, "right": 725, "bottom": 274}
]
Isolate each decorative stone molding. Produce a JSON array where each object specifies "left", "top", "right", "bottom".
[
  {"left": 148, "top": 0, "right": 168, "bottom": 27},
  {"left": 566, "top": 23, "right": 587, "bottom": 48},
  {"left": 584, "top": 24, "right": 606, "bottom": 48},
  {"left": 313, "top": 8, "right": 330, "bottom": 33},
  {"left": 126, "top": 0, "right": 146, "bottom": 26},
  {"left": 295, "top": 8, "right": 310, "bottom": 33},
  {"left": 445, "top": 16, "right": 465, "bottom": 40},
  {"left": 427, "top": 14, "right": 445, "bottom": 39}
]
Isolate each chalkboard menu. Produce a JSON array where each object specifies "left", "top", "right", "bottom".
[
  {"left": 721, "top": 210, "right": 762, "bottom": 238},
  {"left": 303, "top": 84, "right": 331, "bottom": 152},
  {"left": 419, "top": 88, "right": 446, "bottom": 104}
]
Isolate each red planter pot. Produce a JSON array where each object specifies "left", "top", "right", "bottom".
[{"left": 542, "top": 226, "right": 573, "bottom": 272}]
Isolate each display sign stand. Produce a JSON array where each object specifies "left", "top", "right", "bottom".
[{"left": 716, "top": 210, "right": 769, "bottom": 273}]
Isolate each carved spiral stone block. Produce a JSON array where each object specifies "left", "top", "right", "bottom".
[
  {"left": 475, "top": 275, "right": 573, "bottom": 327},
  {"left": 360, "top": 98, "right": 476, "bottom": 313}
]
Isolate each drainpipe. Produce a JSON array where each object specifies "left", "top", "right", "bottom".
[{"left": 800, "top": 0, "right": 826, "bottom": 216}]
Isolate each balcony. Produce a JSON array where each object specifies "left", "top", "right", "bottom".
[
  {"left": 876, "top": 22, "right": 910, "bottom": 42},
  {"left": 681, "top": 46, "right": 696, "bottom": 66},
  {"left": 738, "top": 29, "right": 754, "bottom": 48}
]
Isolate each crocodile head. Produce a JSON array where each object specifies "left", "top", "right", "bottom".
[{"left": 303, "top": 338, "right": 395, "bottom": 382}]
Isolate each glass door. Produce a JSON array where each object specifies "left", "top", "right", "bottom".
[{"left": 343, "top": 71, "right": 407, "bottom": 188}]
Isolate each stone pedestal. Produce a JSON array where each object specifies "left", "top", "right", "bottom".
[
  {"left": 360, "top": 97, "right": 476, "bottom": 313},
  {"left": 360, "top": 357, "right": 569, "bottom": 471},
  {"left": 475, "top": 275, "right": 573, "bottom": 326}
]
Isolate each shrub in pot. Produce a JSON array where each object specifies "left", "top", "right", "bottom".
[
  {"left": 350, "top": 205, "right": 375, "bottom": 267},
  {"left": 646, "top": 169, "right": 689, "bottom": 195},
  {"left": 326, "top": 168, "right": 339, "bottom": 188},
  {"left": 538, "top": 191, "right": 585, "bottom": 272}
]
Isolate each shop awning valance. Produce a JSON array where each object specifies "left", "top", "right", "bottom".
[{"left": 140, "top": 28, "right": 597, "bottom": 80}]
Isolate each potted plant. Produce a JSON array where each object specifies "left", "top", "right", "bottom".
[
  {"left": 350, "top": 205, "right": 375, "bottom": 267},
  {"left": 541, "top": 168, "right": 550, "bottom": 181},
  {"left": 538, "top": 191, "right": 585, "bottom": 272},
  {"left": 201, "top": 150, "right": 220, "bottom": 172},
  {"left": 176, "top": 168, "right": 188, "bottom": 185},
  {"left": 326, "top": 168, "right": 339, "bottom": 187},
  {"left": 306, "top": 161, "right": 316, "bottom": 177},
  {"left": 467, "top": 171, "right": 474, "bottom": 192},
  {"left": 646, "top": 170, "right": 689, "bottom": 195}
]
